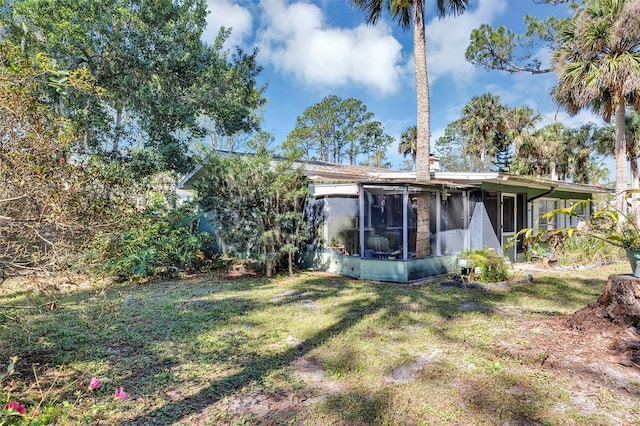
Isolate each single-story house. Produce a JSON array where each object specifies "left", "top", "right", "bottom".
[{"left": 178, "top": 154, "right": 609, "bottom": 282}]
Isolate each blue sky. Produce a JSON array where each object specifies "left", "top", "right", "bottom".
[{"left": 202, "top": 0, "right": 605, "bottom": 170}]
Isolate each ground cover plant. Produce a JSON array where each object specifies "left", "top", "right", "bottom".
[{"left": 0, "top": 264, "right": 639, "bottom": 425}]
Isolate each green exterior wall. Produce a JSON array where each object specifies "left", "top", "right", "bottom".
[
  {"left": 480, "top": 182, "right": 592, "bottom": 201},
  {"left": 299, "top": 252, "right": 456, "bottom": 282}
]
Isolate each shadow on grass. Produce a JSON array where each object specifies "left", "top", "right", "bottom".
[
  {"left": 121, "top": 275, "right": 519, "bottom": 424},
  {"left": 121, "top": 275, "right": 389, "bottom": 424},
  {"left": 509, "top": 274, "right": 606, "bottom": 309},
  {"left": 0, "top": 270, "right": 614, "bottom": 424}
]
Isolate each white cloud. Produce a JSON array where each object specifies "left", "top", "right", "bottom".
[
  {"left": 256, "top": 0, "right": 404, "bottom": 95},
  {"left": 202, "top": 0, "right": 253, "bottom": 48},
  {"left": 425, "top": 0, "right": 508, "bottom": 84}
]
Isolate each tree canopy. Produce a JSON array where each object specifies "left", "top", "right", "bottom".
[
  {"left": 466, "top": 14, "right": 566, "bottom": 74},
  {"left": 1, "top": 0, "right": 266, "bottom": 175},
  {"left": 282, "top": 95, "right": 393, "bottom": 166},
  {"left": 552, "top": 0, "right": 640, "bottom": 212},
  {"left": 435, "top": 93, "right": 607, "bottom": 183}
]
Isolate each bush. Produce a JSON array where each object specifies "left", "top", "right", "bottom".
[
  {"left": 554, "top": 234, "right": 625, "bottom": 266},
  {"left": 195, "top": 149, "right": 309, "bottom": 277},
  {"left": 86, "top": 195, "right": 216, "bottom": 281},
  {"left": 461, "top": 249, "right": 511, "bottom": 283}
]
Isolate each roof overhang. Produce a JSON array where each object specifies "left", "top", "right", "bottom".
[{"left": 177, "top": 153, "right": 610, "bottom": 197}]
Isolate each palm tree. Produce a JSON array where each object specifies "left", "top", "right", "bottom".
[
  {"left": 552, "top": 0, "right": 640, "bottom": 213},
  {"left": 398, "top": 125, "right": 417, "bottom": 168},
  {"left": 505, "top": 106, "right": 539, "bottom": 173},
  {"left": 350, "top": 0, "right": 469, "bottom": 181},
  {"left": 518, "top": 122, "right": 568, "bottom": 180},
  {"left": 350, "top": 0, "right": 469, "bottom": 258},
  {"left": 458, "top": 93, "right": 508, "bottom": 172},
  {"left": 564, "top": 123, "right": 604, "bottom": 184}
]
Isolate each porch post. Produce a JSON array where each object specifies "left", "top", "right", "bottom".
[
  {"left": 359, "top": 184, "right": 365, "bottom": 257},
  {"left": 463, "top": 191, "right": 470, "bottom": 252},
  {"left": 435, "top": 193, "right": 441, "bottom": 256},
  {"left": 403, "top": 186, "right": 408, "bottom": 260}
]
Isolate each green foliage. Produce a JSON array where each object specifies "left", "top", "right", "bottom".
[
  {"left": 87, "top": 195, "right": 215, "bottom": 281},
  {"left": 436, "top": 93, "right": 510, "bottom": 172},
  {"left": 2, "top": 0, "right": 266, "bottom": 174},
  {"left": 282, "top": 95, "right": 393, "bottom": 166},
  {"left": 435, "top": 91, "right": 606, "bottom": 183},
  {"left": 195, "top": 149, "right": 309, "bottom": 277},
  {"left": 466, "top": 15, "right": 567, "bottom": 74},
  {"left": 435, "top": 120, "right": 482, "bottom": 172},
  {"left": 518, "top": 198, "right": 640, "bottom": 252},
  {"left": 555, "top": 234, "right": 625, "bottom": 265},
  {"left": 551, "top": 0, "right": 640, "bottom": 211},
  {"left": 460, "top": 249, "right": 512, "bottom": 283}
]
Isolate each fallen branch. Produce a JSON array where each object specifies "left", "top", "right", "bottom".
[{"left": 0, "top": 302, "right": 56, "bottom": 310}]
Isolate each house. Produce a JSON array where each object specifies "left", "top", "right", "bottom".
[{"left": 178, "top": 154, "right": 609, "bottom": 282}]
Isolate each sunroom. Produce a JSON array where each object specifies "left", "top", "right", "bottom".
[{"left": 301, "top": 171, "right": 606, "bottom": 282}]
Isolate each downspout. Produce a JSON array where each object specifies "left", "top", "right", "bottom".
[
  {"left": 526, "top": 184, "right": 557, "bottom": 230},
  {"left": 527, "top": 185, "right": 557, "bottom": 203}
]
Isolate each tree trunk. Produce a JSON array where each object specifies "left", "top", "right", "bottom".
[
  {"left": 550, "top": 159, "right": 558, "bottom": 181},
  {"left": 288, "top": 251, "right": 293, "bottom": 277},
  {"left": 415, "top": 192, "right": 431, "bottom": 257},
  {"left": 596, "top": 274, "right": 640, "bottom": 329},
  {"left": 412, "top": 1, "right": 431, "bottom": 258},
  {"left": 615, "top": 97, "right": 628, "bottom": 214},
  {"left": 413, "top": 0, "right": 430, "bottom": 182}
]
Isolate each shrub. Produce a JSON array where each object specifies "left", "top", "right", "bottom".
[
  {"left": 554, "top": 234, "right": 625, "bottom": 265},
  {"left": 86, "top": 195, "right": 216, "bottom": 281},
  {"left": 195, "top": 149, "right": 309, "bottom": 277},
  {"left": 461, "top": 249, "right": 511, "bottom": 283}
]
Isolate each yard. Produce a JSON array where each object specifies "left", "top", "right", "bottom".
[{"left": 1, "top": 264, "right": 639, "bottom": 425}]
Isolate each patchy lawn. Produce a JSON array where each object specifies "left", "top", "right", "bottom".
[{"left": 1, "top": 263, "right": 639, "bottom": 425}]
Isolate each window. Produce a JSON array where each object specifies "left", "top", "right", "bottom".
[{"left": 536, "top": 200, "right": 557, "bottom": 230}]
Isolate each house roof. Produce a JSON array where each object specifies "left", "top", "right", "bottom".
[{"left": 177, "top": 153, "right": 610, "bottom": 196}]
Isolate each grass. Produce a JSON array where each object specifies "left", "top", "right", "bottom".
[{"left": 0, "top": 262, "right": 637, "bottom": 425}]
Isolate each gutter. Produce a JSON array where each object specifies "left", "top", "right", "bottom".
[{"left": 527, "top": 185, "right": 557, "bottom": 203}]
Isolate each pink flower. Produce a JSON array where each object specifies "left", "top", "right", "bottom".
[
  {"left": 79, "top": 380, "right": 85, "bottom": 389},
  {"left": 6, "top": 401, "right": 26, "bottom": 414},
  {"left": 88, "top": 377, "right": 101, "bottom": 390},
  {"left": 114, "top": 386, "right": 128, "bottom": 400}
]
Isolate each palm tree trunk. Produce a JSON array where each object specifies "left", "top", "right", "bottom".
[
  {"left": 412, "top": 0, "right": 431, "bottom": 258},
  {"left": 615, "top": 97, "right": 628, "bottom": 214},
  {"left": 413, "top": 0, "right": 430, "bottom": 182}
]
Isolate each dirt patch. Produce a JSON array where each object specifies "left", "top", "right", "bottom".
[
  {"left": 185, "top": 357, "right": 342, "bottom": 424},
  {"left": 502, "top": 306, "right": 640, "bottom": 423},
  {"left": 384, "top": 350, "right": 444, "bottom": 383}
]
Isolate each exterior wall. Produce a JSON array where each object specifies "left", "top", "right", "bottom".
[
  {"left": 407, "top": 256, "right": 455, "bottom": 281},
  {"left": 298, "top": 251, "right": 456, "bottom": 282},
  {"left": 299, "top": 252, "right": 361, "bottom": 279}
]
